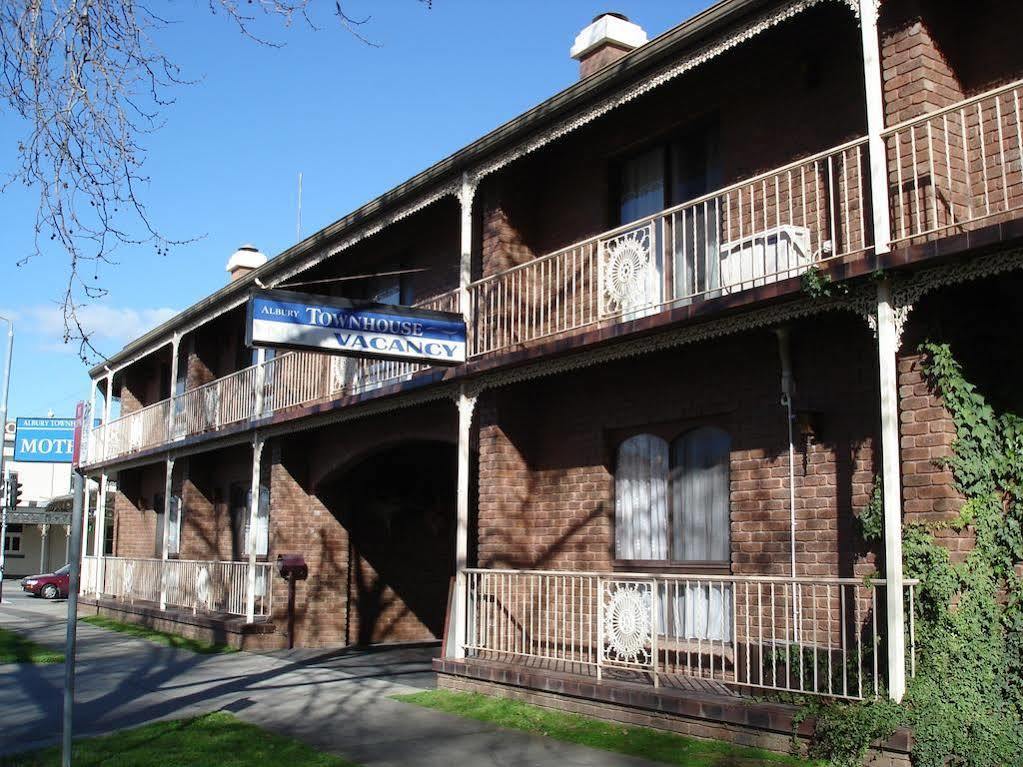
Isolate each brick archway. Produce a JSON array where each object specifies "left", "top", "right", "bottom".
[{"left": 316, "top": 440, "right": 457, "bottom": 644}]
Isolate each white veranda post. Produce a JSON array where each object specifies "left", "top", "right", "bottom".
[
  {"left": 92, "top": 473, "right": 108, "bottom": 597},
  {"left": 877, "top": 279, "right": 907, "bottom": 701},
  {"left": 245, "top": 434, "right": 265, "bottom": 624},
  {"left": 451, "top": 386, "right": 477, "bottom": 659},
  {"left": 859, "top": 0, "right": 892, "bottom": 257},
  {"left": 159, "top": 458, "right": 174, "bottom": 610}
]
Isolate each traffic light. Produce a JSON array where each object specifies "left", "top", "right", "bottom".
[{"left": 7, "top": 471, "right": 22, "bottom": 508}]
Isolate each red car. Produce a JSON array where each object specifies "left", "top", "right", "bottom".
[{"left": 21, "top": 564, "right": 71, "bottom": 599}]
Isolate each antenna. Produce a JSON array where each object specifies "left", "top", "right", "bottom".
[{"left": 296, "top": 172, "right": 303, "bottom": 242}]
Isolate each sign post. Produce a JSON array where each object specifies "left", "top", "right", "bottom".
[{"left": 62, "top": 401, "right": 88, "bottom": 767}]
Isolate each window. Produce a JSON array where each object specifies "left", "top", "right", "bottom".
[
  {"left": 230, "top": 482, "right": 269, "bottom": 560},
  {"left": 4, "top": 523, "right": 22, "bottom": 553},
  {"left": 614, "top": 427, "right": 730, "bottom": 563},
  {"left": 615, "top": 123, "right": 720, "bottom": 227},
  {"left": 614, "top": 122, "right": 722, "bottom": 306},
  {"left": 614, "top": 427, "right": 732, "bottom": 641}
]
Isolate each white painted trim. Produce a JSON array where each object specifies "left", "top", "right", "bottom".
[
  {"left": 245, "top": 434, "right": 265, "bottom": 624},
  {"left": 450, "top": 385, "right": 477, "bottom": 660},
  {"left": 876, "top": 279, "right": 906, "bottom": 701},
  {"left": 859, "top": 0, "right": 892, "bottom": 255},
  {"left": 570, "top": 14, "right": 648, "bottom": 60}
]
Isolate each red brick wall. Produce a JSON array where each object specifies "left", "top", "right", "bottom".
[
  {"left": 265, "top": 402, "right": 458, "bottom": 647},
  {"left": 112, "top": 464, "right": 167, "bottom": 558},
  {"left": 178, "top": 447, "right": 252, "bottom": 562},
  {"left": 479, "top": 2, "right": 866, "bottom": 281},
  {"left": 476, "top": 312, "right": 880, "bottom": 579}
]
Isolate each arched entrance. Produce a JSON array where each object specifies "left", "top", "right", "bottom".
[{"left": 316, "top": 440, "right": 456, "bottom": 645}]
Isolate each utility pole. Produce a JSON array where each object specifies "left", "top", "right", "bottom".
[
  {"left": 62, "top": 400, "right": 89, "bottom": 767},
  {"left": 0, "top": 317, "right": 14, "bottom": 604},
  {"left": 62, "top": 469, "right": 85, "bottom": 767}
]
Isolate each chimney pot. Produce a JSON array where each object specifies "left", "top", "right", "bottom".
[
  {"left": 570, "top": 12, "right": 647, "bottom": 79},
  {"left": 226, "top": 244, "right": 267, "bottom": 283}
]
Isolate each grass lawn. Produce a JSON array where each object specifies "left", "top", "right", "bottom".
[
  {"left": 80, "top": 615, "right": 236, "bottom": 655},
  {"left": 0, "top": 627, "right": 64, "bottom": 664},
  {"left": 1, "top": 711, "right": 356, "bottom": 767},
  {"left": 394, "top": 690, "right": 816, "bottom": 767}
]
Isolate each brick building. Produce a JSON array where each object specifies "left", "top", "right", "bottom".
[{"left": 77, "top": 0, "right": 1023, "bottom": 758}]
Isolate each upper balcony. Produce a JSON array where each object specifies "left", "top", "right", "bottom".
[
  {"left": 82, "top": 0, "right": 1023, "bottom": 468},
  {"left": 85, "top": 77, "right": 1023, "bottom": 467}
]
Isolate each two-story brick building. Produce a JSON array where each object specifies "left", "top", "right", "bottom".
[{"left": 76, "top": 0, "right": 1023, "bottom": 759}]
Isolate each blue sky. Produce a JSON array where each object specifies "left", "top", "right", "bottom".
[{"left": 0, "top": 0, "right": 705, "bottom": 420}]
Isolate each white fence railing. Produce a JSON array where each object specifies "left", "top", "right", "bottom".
[
  {"left": 885, "top": 78, "right": 1023, "bottom": 243},
  {"left": 462, "top": 568, "right": 917, "bottom": 701},
  {"left": 468, "top": 138, "right": 871, "bottom": 356},
  {"left": 87, "top": 290, "right": 459, "bottom": 463},
  {"left": 83, "top": 555, "right": 272, "bottom": 618}
]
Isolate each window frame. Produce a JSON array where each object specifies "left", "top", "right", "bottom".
[{"left": 611, "top": 422, "right": 732, "bottom": 573}]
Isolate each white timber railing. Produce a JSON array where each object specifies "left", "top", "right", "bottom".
[
  {"left": 885, "top": 78, "right": 1023, "bottom": 244},
  {"left": 461, "top": 568, "right": 917, "bottom": 701},
  {"left": 83, "top": 555, "right": 272, "bottom": 618},
  {"left": 468, "top": 138, "right": 871, "bottom": 356},
  {"left": 87, "top": 290, "right": 459, "bottom": 463}
]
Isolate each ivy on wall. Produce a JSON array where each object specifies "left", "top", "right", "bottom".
[{"left": 804, "top": 342, "right": 1023, "bottom": 767}]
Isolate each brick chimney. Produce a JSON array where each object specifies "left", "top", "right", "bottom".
[
  {"left": 570, "top": 12, "right": 647, "bottom": 79},
  {"left": 226, "top": 244, "right": 267, "bottom": 282}
]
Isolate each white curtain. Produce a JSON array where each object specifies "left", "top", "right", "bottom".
[
  {"left": 659, "top": 581, "right": 733, "bottom": 641},
  {"left": 620, "top": 147, "right": 665, "bottom": 225},
  {"left": 244, "top": 486, "right": 270, "bottom": 557},
  {"left": 615, "top": 434, "right": 669, "bottom": 560},
  {"left": 670, "top": 427, "right": 731, "bottom": 562}
]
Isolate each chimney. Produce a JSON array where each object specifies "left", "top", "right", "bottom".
[
  {"left": 226, "top": 244, "right": 267, "bottom": 282},
  {"left": 570, "top": 12, "right": 647, "bottom": 79}
]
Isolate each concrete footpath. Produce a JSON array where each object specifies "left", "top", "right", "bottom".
[{"left": 0, "top": 589, "right": 658, "bottom": 766}]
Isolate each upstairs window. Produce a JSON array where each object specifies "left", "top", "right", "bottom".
[{"left": 615, "top": 121, "right": 721, "bottom": 226}]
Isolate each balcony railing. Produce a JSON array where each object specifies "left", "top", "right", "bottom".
[
  {"left": 82, "top": 555, "right": 272, "bottom": 618},
  {"left": 87, "top": 289, "right": 459, "bottom": 463},
  {"left": 468, "top": 137, "right": 871, "bottom": 356},
  {"left": 84, "top": 80, "right": 1023, "bottom": 467},
  {"left": 461, "top": 568, "right": 917, "bottom": 701},
  {"left": 885, "top": 79, "right": 1023, "bottom": 244}
]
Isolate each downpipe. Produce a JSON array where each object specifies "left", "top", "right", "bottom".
[{"left": 775, "top": 327, "right": 800, "bottom": 640}]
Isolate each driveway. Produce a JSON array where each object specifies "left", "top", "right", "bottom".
[{"left": 0, "top": 587, "right": 659, "bottom": 766}]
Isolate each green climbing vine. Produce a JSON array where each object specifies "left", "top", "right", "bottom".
[
  {"left": 800, "top": 265, "right": 849, "bottom": 299},
  {"left": 803, "top": 342, "right": 1023, "bottom": 767}
]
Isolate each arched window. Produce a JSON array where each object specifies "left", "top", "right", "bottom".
[
  {"left": 670, "top": 426, "right": 731, "bottom": 562},
  {"left": 614, "top": 427, "right": 731, "bottom": 564},
  {"left": 614, "top": 434, "right": 669, "bottom": 560}
]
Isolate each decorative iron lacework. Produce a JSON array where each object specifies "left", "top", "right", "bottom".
[
  {"left": 602, "top": 580, "right": 655, "bottom": 668},
  {"left": 600, "top": 226, "right": 657, "bottom": 316}
]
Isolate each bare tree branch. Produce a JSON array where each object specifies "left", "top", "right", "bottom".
[{"left": 0, "top": 0, "right": 431, "bottom": 361}]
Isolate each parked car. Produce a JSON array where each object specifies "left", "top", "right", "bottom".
[{"left": 21, "top": 564, "right": 71, "bottom": 599}]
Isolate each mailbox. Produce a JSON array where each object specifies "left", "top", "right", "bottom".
[{"left": 276, "top": 554, "right": 308, "bottom": 581}]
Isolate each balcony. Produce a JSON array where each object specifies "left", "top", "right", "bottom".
[
  {"left": 85, "top": 80, "right": 1023, "bottom": 467},
  {"left": 81, "top": 555, "right": 273, "bottom": 618},
  {"left": 456, "top": 568, "right": 918, "bottom": 701}
]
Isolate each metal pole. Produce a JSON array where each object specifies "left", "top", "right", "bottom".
[
  {"left": 62, "top": 469, "right": 86, "bottom": 767},
  {"left": 0, "top": 318, "right": 13, "bottom": 603}
]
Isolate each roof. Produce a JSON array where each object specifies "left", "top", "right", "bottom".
[{"left": 91, "top": 0, "right": 775, "bottom": 377}]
